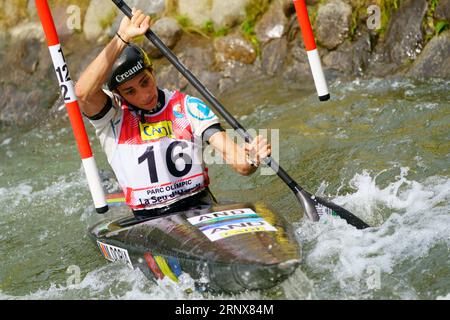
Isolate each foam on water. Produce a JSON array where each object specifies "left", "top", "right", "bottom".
[
  {"left": 295, "top": 168, "right": 450, "bottom": 299},
  {"left": 0, "top": 263, "right": 263, "bottom": 300},
  {"left": 0, "top": 173, "right": 87, "bottom": 218},
  {"left": 0, "top": 183, "right": 33, "bottom": 209},
  {"left": 1, "top": 138, "right": 12, "bottom": 146}
]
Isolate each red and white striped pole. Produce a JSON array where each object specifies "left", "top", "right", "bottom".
[
  {"left": 293, "top": 0, "right": 330, "bottom": 101},
  {"left": 35, "top": 0, "right": 108, "bottom": 214}
]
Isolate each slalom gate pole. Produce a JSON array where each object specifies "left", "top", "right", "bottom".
[
  {"left": 35, "top": 0, "right": 108, "bottom": 214},
  {"left": 293, "top": 0, "right": 330, "bottom": 101}
]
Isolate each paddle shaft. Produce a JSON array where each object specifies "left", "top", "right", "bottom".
[{"left": 111, "top": 0, "right": 370, "bottom": 229}]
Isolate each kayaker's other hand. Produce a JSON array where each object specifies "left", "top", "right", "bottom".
[
  {"left": 117, "top": 7, "right": 151, "bottom": 42},
  {"left": 244, "top": 135, "right": 271, "bottom": 167}
]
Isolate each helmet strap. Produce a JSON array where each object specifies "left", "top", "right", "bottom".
[{"left": 140, "top": 110, "right": 146, "bottom": 124}]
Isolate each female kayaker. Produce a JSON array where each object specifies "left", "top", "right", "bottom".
[{"left": 75, "top": 8, "right": 271, "bottom": 219}]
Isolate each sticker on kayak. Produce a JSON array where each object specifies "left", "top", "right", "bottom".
[
  {"left": 188, "top": 208, "right": 277, "bottom": 242},
  {"left": 97, "top": 241, "right": 133, "bottom": 269}
]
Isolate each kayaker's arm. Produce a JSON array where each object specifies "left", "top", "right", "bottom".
[
  {"left": 75, "top": 9, "right": 151, "bottom": 117},
  {"left": 208, "top": 131, "right": 271, "bottom": 176}
]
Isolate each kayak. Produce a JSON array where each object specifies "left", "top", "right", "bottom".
[{"left": 89, "top": 192, "right": 301, "bottom": 293}]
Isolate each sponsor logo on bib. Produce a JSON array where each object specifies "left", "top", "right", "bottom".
[{"left": 140, "top": 120, "right": 174, "bottom": 141}]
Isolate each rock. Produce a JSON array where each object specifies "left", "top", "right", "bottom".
[
  {"left": 0, "top": 1, "right": 28, "bottom": 29},
  {"left": 261, "top": 38, "right": 288, "bottom": 76},
  {"left": 109, "top": 16, "right": 122, "bottom": 38},
  {"left": 322, "top": 31, "right": 371, "bottom": 76},
  {"left": 143, "top": 17, "right": 182, "bottom": 58},
  {"left": 434, "top": 0, "right": 450, "bottom": 21},
  {"left": 27, "top": 0, "right": 39, "bottom": 21},
  {"left": 108, "top": 0, "right": 166, "bottom": 39},
  {"left": 218, "top": 60, "right": 264, "bottom": 93},
  {"left": 407, "top": 31, "right": 450, "bottom": 79},
  {"left": 49, "top": 4, "right": 79, "bottom": 38},
  {"left": 178, "top": 0, "right": 212, "bottom": 28},
  {"left": 0, "top": 30, "right": 7, "bottom": 53},
  {"left": 283, "top": 31, "right": 312, "bottom": 82},
  {"left": 285, "top": 14, "right": 301, "bottom": 43},
  {"left": 322, "top": 41, "right": 353, "bottom": 74},
  {"left": 155, "top": 34, "right": 219, "bottom": 95},
  {"left": 28, "top": 0, "right": 76, "bottom": 31},
  {"left": 315, "top": 0, "right": 352, "bottom": 50},
  {"left": 283, "top": 40, "right": 312, "bottom": 81},
  {"left": 281, "top": 0, "right": 295, "bottom": 16},
  {"left": 349, "top": 31, "right": 372, "bottom": 74},
  {"left": 383, "top": 0, "right": 428, "bottom": 64},
  {"left": 0, "top": 84, "right": 57, "bottom": 127},
  {"left": 17, "top": 39, "right": 41, "bottom": 74},
  {"left": 214, "top": 33, "right": 257, "bottom": 70},
  {"left": 255, "top": 0, "right": 289, "bottom": 45},
  {"left": 8, "top": 22, "right": 44, "bottom": 41},
  {"left": 155, "top": 63, "right": 181, "bottom": 91},
  {"left": 287, "top": 38, "right": 308, "bottom": 62},
  {"left": 282, "top": 0, "right": 317, "bottom": 16},
  {"left": 210, "top": 0, "right": 249, "bottom": 29},
  {"left": 283, "top": 59, "right": 312, "bottom": 82},
  {"left": 0, "top": 46, "right": 59, "bottom": 127},
  {"left": 126, "top": 0, "right": 166, "bottom": 15},
  {"left": 83, "top": 0, "right": 117, "bottom": 42},
  {"left": 0, "top": 24, "right": 64, "bottom": 127},
  {"left": 72, "top": 45, "right": 104, "bottom": 80}
]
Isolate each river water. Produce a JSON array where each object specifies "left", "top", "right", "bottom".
[{"left": 0, "top": 76, "right": 449, "bottom": 300}]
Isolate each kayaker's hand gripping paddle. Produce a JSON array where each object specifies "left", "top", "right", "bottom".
[{"left": 111, "top": 0, "right": 369, "bottom": 229}]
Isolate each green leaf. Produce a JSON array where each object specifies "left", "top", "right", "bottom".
[{"left": 435, "top": 21, "right": 450, "bottom": 35}]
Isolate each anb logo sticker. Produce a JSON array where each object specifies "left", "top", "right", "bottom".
[
  {"left": 140, "top": 121, "right": 174, "bottom": 141},
  {"left": 187, "top": 96, "right": 216, "bottom": 121}
]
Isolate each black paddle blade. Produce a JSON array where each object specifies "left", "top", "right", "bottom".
[
  {"left": 293, "top": 188, "right": 370, "bottom": 229},
  {"left": 314, "top": 195, "right": 371, "bottom": 229}
]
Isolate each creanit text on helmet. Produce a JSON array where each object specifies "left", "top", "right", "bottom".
[{"left": 115, "top": 61, "right": 144, "bottom": 83}]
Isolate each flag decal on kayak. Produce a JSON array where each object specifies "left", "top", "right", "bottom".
[
  {"left": 154, "top": 256, "right": 179, "bottom": 283},
  {"left": 106, "top": 193, "right": 126, "bottom": 206},
  {"left": 144, "top": 252, "right": 164, "bottom": 280},
  {"left": 97, "top": 241, "right": 133, "bottom": 269},
  {"left": 188, "top": 208, "right": 277, "bottom": 242},
  {"left": 144, "top": 252, "right": 182, "bottom": 283}
]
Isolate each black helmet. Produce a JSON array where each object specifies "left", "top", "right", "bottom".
[{"left": 107, "top": 43, "right": 152, "bottom": 91}]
